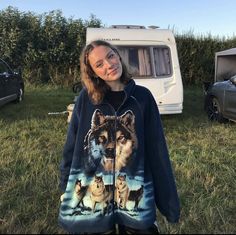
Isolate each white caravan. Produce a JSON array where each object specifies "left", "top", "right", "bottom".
[{"left": 86, "top": 25, "right": 183, "bottom": 114}]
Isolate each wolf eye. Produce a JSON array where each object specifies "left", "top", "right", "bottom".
[
  {"left": 117, "top": 135, "right": 126, "bottom": 144},
  {"left": 98, "top": 135, "right": 107, "bottom": 143}
]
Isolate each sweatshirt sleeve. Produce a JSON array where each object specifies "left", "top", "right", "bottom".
[
  {"left": 144, "top": 91, "right": 180, "bottom": 223},
  {"left": 59, "top": 95, "right": 80, "bottom": 192}
]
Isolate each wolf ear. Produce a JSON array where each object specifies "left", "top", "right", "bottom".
[
  {"left": 92, "top": 109, "right": 105, "bottom": 128},
  {"left": 120, "top": 110, "right": 135, "bottom": 129},
  {"left": 118, "top": 173, "right": 125, "bottom": 178},
  {"left": 95, "top": 175, "right": 103, "bottom": 181}
]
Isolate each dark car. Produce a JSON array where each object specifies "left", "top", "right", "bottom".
[
  {"left": 204, "top": 75, "right": 236, "bottom": 123},
  {"left": 0, "top": 58, "right": 24, "bottom": 107}
]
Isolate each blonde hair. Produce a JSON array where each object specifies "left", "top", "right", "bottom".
[{"left": 80, "top": 40, "right": 132, "bottom": 104}]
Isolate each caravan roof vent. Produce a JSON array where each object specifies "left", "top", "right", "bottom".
[
  {"left": 148, "top": 25, "right": 160, "bottom": 29},
  {"left": 111, "top": 25, "right": 146, "bottom": 29}
]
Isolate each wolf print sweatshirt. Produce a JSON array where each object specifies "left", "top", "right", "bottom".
[{"left": 58, "top": 79, "right": 180, "bottom": 234}]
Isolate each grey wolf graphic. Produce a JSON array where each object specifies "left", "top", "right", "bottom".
[
  {"left": 84, "top": 109, "right": 137, "bottom": 172},
  {"left": 73, "top": 179, "right": 87, "bottom": 209},
  {"left": 89, "top": 175, "right": 112, "bottom": 214},
  {"left": 116, "top": 174, "right": 143, "bottom": 210}
]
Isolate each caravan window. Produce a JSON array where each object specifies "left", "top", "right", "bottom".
[
  {"left": 117, "top": 46, "right": 172, "bottom": 78},
  {"left": 153, "top": 47, "right": 172, "bottom": 76},
  {"left": 117, "top": 47, "right": 152, "bottom": 76}
]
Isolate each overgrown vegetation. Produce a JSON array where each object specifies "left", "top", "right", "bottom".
[
  {"left": 0, "top": 85, "right": 235, "bottom": 234},
  {"left": 1, "top": 6, "right": 236, "bottom": 86},
  {"left": 175, "top": 33, "right": 236, "bottom": 85},
  {"left": 0, "top": 6, "right": 101, "bottom": 86}
]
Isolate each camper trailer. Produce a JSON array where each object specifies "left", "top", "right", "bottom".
[{"left": 86, "top": 25, "right": 183, "bottom": 114}]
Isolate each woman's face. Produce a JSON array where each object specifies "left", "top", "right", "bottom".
[{"left": 88, "top": 45, "right": 123, "bottom": 83}]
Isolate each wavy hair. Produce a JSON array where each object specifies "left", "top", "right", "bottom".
[{"left": 80, "top": 40, "right": 132, "bottom": 104}]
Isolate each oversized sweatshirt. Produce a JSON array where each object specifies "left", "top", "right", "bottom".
[{"left": 58, "top": 79, "right": 180, "bottom": 234}]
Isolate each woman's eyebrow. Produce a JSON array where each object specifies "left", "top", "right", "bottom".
[{"left": 93, "top": 50, "right": 114, "bottom": 66}]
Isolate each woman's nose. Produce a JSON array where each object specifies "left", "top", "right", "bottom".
[{"left": 104, "top": 59, "right": 113, "bottom": 68}]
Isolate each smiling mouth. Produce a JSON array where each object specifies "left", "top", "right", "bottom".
[{"left": 109, "top": 68, "right": 118, "bottom": 76}]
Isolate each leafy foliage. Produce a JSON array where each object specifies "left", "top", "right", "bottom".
[
  {"left": 175, "top": 32, "right": 236, "bottom": 85},
  {"left": 1, "top": 6, "right": 236, "bottom": 86},
  {"left": 0, "top": 7, "right": 101, "bottom": 85}
]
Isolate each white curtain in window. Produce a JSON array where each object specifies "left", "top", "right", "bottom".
[
  {"left": 138, "top": 49, "right": 151, "bottom": 76},
  {"left": 154, "top": 48, "right": 171, "bottom": 76}
]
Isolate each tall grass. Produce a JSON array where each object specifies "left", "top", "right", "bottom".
[
  {"left": 0, "top": 85, "right": 235, "bottom": 234},
  {"left": 158, "top": 86, "right": 236, "bottom": 233}
]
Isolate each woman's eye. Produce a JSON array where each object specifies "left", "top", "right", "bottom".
[
  {"left": 108, "top": 53, "right": 115, "bottom": 59},
  {"left": 96, "top": 63, "right": 103, "bottom": 68}
]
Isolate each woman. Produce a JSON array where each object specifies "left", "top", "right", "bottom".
[{"left": 58, "top": 40, "right": 180, "bottom": 234}]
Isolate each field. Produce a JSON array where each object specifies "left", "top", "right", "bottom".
[{"left": 0, "top": 85, "right": 235, "bottom": 234}]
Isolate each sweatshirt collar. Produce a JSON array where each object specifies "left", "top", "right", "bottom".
[
  {"left": 123, "top": 79, "right": 136, "bottom": 99},
  {"left": 102, "top": 79, "right": 136, "bottom": 105}
]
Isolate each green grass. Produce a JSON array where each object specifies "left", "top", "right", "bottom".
[{"left": 0, "top": 85, "right": 235, "bottom": 234}]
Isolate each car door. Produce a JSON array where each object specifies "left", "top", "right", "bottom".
[
  {"left": 5, "top": 63, "right": 18, "bottom": 100},
  {"left": 224, "top": 79, "right": 236, "bottom": 119}
]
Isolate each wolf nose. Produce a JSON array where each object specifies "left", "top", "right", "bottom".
[{"left": 105, "top": 148, "right": 114, "bottom": 157}]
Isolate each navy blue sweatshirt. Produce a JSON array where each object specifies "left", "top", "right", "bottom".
[{"left": 58, "top": 79, "right": 180, "bottom": 234}]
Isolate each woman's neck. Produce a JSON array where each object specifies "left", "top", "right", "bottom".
[{"left": 106, "top": 80, "right": 124, "bottom": 91}]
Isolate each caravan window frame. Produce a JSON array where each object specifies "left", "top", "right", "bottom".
[{"left": 117, "top": 45, "right": 173, "bottom": 79}]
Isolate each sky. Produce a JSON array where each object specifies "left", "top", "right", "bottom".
[{"left": 0, "top": 0, "right": 235, "bottom": 38}]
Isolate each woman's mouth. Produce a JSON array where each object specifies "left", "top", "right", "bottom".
[{"left": 109, "top": 68, "right": 118, "bottom": 76}]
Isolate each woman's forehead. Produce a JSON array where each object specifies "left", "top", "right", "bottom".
[
  {"left": 88, "top": 45, "right": 113, "bottom": 62},
  {"left": 90, "top": 45, "right": 112, "bottom": 56}
]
